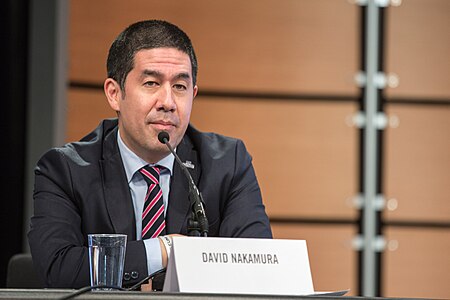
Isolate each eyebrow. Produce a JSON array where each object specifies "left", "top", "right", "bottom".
[
  {"left": 141, "top": 70, "right": 191, "bottom": 82},
  {"left": 142, "top": 69, "right": 162, "bottom": 79},
  {"left": 174, "top": 72, "right": 191, "bottom": 81}
]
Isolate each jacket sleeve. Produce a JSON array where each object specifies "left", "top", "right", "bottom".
[
  {"left": 218, "top": 140, "right": 273, "bottom": 238},
  {"left": 28, "top": 148, "right": 147, "bottom": 288}
]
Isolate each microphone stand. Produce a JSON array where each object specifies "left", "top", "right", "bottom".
[
  {"left": 187, "top": 187, "right": 208, "bottom": 237},
  {"left": 158, "top": 132, "right": 208, "bottom": 237}
]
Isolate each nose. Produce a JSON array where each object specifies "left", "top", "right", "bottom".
[{"left": 157, "top": 84, "right": 176, "bottom": 112}]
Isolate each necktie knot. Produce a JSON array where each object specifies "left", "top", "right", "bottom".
[{"left": 139, "top": 165, "right": 161, "bottom": 185}]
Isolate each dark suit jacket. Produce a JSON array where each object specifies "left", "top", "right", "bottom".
[{"left": 28, "top": 119, "right": 272, "bottom": 288}]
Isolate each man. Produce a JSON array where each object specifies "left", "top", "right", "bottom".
[{"left": 28, "top": 20, "right": 272, "bottom": 289}]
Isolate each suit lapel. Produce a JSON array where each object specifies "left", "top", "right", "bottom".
[
  {"left": 166, "top": 135, "right": 201, "bottom": 234},
  {"left": 99, "top": 127, "right": 136, "bottom": 239}
]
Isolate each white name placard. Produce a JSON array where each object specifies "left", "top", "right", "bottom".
[{"left": 163, "top": 237, "right": 315, "bottom": 295}]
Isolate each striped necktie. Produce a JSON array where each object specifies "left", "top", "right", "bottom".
[{"left": 139, "top": 165, "right": 166, "bottom": 239}]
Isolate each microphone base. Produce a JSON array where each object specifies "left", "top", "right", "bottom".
[
  {"left": 187, "top": 230, "right": 201, "bottom": 237},
  {"left": 187, "top": 219, "right": 202, "bottom": 236}
]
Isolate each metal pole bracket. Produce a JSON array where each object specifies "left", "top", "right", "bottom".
[
  {"left": 354, "top": 71, "right": 399, "bottom": 89},
  {"left": 349, "top": 0, "right": 402, "bottom": 7},
  {"left": 352, "top": 235, "right": 387, "bottom": 252}
]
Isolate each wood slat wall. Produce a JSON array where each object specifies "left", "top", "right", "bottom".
[
  {"left": 382, "top": 1, "right": 450, "bottom": 298},
  {"left": 190, "top": 97, "right": 358, "bottom": 219},
  {"left": 67, "top": 0, "right": 450, "bottom": 298},
  {"left": 383, "top": 227, "right": 450, "bottom": 298},
  {"left": 385, "top": 0, "right": 450, "bottom": 99},
  {"left": 385, "top": 105, "right": 450, "bottom": 222},
  {"left": 68, "top": 0, "right": 360, "bottom": 293},
  {"left": 67, "top": 89, "right": 116, "bottom": 141},
  {"left": 68, "top": 0, "right": 358, "bottom": 95},
  {"left": 67, "top": 88, "right": 358, "bottom": 220},
  {"left": 271, "top": 224, "right": 357, "bottom": 295}
]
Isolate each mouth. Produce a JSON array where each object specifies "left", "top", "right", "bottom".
[{"left": 150, "top": 120, "right": 177, "bottom": 131}]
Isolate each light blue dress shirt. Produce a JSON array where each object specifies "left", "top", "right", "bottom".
[{"left": 117, "top": 130, "right": 175, "bottom": 275}]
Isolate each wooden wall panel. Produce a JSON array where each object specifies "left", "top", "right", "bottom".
[
  {"left": 191, "top": 97, "right": 358, "bottom": 219},
  {"left": 67, "top": 88, "right": 116, "bottom": 142},
  {"left": 271, "top": 224, "right": 356, "bottom": 295},
  {"left": 385, "top": 0, "right": 450, "bottom": 99},
  {"left": 383, "top": 227, "right": 450, "bottom": 298},
  {"left": 66, "top": 1, "right": 450, "bottom": 297},
  {"left": 384, "top": 105, "right": 450, "bottom": 222},
  {"left": 69, "top": 0, "right": 358, "bottom": 95},
  {"left": 67, "top": 91, "right": 358, "bottom": 219}
]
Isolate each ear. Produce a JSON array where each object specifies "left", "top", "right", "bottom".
[
  {"left": 193, "top": 85, "right": 198, "bottom": 99},
  {"left": 104, "top": 78, "right": 122, "bottom": 112}
]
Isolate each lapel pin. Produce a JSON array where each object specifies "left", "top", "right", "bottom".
[{"left": 183, "top": 160, "right": 195, "bottom": 169}]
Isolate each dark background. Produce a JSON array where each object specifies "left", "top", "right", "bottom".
[{"left": 0, "top": 0, "right": 29, "bottom": 287}]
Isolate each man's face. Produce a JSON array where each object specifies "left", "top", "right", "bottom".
[{"left": 105, "top": 47, "right": 198, "bottom": 163}]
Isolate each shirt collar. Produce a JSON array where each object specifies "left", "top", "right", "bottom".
[{"left": 117, "top": 130, "right": 175, "bottom": 183}]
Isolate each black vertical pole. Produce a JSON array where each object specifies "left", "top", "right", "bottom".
[{"left": 357, "top": 4, "right": 366, "bottom": 296}]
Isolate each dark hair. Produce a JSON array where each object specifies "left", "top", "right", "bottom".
[{"left": 106, "top": 20, "right": 198, "bottom": 91}]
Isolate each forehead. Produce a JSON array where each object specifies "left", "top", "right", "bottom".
[{"left": 132, "top": 48, "right": 192, "bottom": 74}]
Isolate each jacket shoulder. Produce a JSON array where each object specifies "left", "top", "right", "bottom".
[
  {"left": 185, "top": 124, "right": 245, "bottom": 158},
  {"left": 37, "top": 118, "right": 118, "bottom": 167}
]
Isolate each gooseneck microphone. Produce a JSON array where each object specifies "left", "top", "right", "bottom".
[{"left": 158, "top": 131, "right": 208, "bottom": 237}]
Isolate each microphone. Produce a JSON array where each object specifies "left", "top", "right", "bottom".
[{"left": 158, "top": 131, "right": 208, "bottom": 237}]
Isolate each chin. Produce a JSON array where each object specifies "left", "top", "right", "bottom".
[
  {"left": 153, "top": 143, "right": 169, "bottom": 153},
  {"left": 170, "top": 135, "right": 183, "bottom": 149}
]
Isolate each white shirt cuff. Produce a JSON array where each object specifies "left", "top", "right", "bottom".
[{"left": 143, "top": 238, "right": 163, "bottom": 275}]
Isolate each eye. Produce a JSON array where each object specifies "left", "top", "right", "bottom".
[
  {"left": 173, "top": 84, "right": 187, "bottom": 91},
  {"left": 144, "top": 81, "right": 158, "bottom": 87}
]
